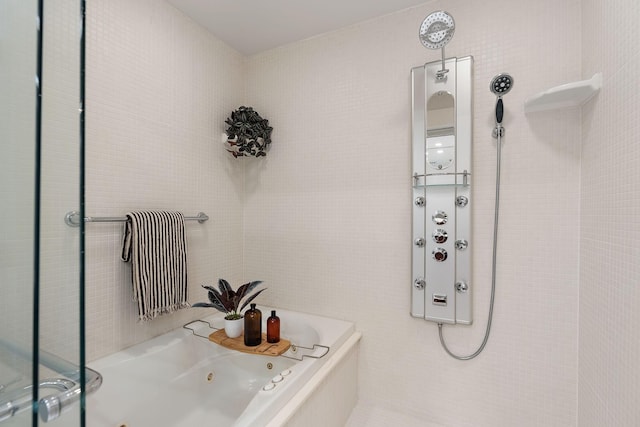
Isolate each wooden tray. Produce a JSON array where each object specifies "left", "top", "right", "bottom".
[{"left": 208, "top": 330, "right": 291, "bottom": 356}]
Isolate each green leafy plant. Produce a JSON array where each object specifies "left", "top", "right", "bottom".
[
  {"left": 224, "top": 106, "right": 273, "bottom": 158},
  {"left": 192, "top": 279, "right": 266, "bottom": 320}
]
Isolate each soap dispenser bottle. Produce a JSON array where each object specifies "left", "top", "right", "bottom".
[
  {"left": 244, "top": 303, "right": 262, "bottom": 347},
  {"left": 267, "top": 310, "right": 280, "bottom": 343}
]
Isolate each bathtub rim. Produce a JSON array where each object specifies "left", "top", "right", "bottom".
[{"left": 264, "top": 330, "right": 362, "bottom": 427}]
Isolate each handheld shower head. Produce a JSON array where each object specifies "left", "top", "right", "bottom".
[
  {"left": 490, "top": 73, "right": 514, "bottom": 97},
  {"left": 490, "top": 73, "right": 514, "bottom": 125}
]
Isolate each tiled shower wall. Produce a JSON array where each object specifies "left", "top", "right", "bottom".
[
  {"left": 80, "top": 0, "right": 640, "bottom": 425},
  {"left": 84, "top": 0, "right": 246, "bottom": 359},
  {"left": 245, "top": 0, "right": 581, "bottom": 425},
  {"left": 579, "top": 0, "right": 640, "bottom": 426}
]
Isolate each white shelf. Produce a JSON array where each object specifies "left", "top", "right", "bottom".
[{"left": 524, "top": 73, "right": 602, "bottom": 113}]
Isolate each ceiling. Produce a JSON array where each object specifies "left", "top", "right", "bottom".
[{"left": 165, "top": 0, "right": 429, "bottom": 55}]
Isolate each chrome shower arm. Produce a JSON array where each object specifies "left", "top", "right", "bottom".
[{"left": 436, "top": 47, "right": 449, "bottom": 80}]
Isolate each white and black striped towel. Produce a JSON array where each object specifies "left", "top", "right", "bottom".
[{"left": 121, "top": 211, "right": 189, "bottom": 321}]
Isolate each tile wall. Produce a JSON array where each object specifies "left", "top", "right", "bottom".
[
  {"left": 245, "top": 0, "right": 581, "bottom": 425},
  {"left": 579, "top": 0, "right": 640, "bottom": 426},
  {"left": 79, "top": 0, "right": 640, "bottom": 425},
  {"left": 84, "top": 0, "right": 246, "bottom": 359}
]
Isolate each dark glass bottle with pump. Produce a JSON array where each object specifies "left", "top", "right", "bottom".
[
  {"left": 267, "top": 310, "right": 280, "bottom": 343},
  {"left": 244, "top": 303, "right": 262, "bottom": 347}
]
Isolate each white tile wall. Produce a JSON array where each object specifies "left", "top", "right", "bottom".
[
  {"left": 245, "top": 0, "right": 581, "bottom": 425},
  {"left": 579, "top": 0, "right": 640, "bottom": 426},
  {"left": 84, "top": 0, "right": 246, "bottom": 360},
  {"left": 78, "top": 0, "right": 640, "bottom": 426}
]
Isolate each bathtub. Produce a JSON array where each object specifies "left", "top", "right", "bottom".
[{"left": 86, "top": 308, "right": 361, "bottom": 427}]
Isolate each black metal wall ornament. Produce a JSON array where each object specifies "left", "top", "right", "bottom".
[{"left": 224, "top": 106, "right": 273, "bottom": 158}]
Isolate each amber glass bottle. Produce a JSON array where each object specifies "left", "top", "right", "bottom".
[
  {"left": 267, "top": 310, "right": 280, "bottom": 343},
  {"left": 244, "top": 303, "right": 262, "bottom": 347}
]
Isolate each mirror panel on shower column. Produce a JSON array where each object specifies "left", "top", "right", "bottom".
[{"left": 411, "top": 56, "right": 473, "bottom": 325}]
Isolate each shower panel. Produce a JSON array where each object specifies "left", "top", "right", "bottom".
[{"left": 411, "top": 56, "right": 473, "bottom": 325}]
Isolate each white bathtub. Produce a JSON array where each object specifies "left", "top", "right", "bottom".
[{"left": 87, "top": 308, "right": 360, "bottom": 427}]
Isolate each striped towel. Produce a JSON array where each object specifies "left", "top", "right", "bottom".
[{"left": 121, "top": 211, "right": 189, "bottom": 321}]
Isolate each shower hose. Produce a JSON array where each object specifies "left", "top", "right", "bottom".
[{"left": 437, "top": 125, "right": 503, "bottom": 360}]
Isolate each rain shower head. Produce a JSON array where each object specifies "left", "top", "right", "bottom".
[
  {"left": 490, "top": 73, "right": 514, "bottom": 97},
  {"left": 419, "top": 11, "right": 455, "bottom": 80},
  {"left": 419, "top": 11, "right": 455, "bottom": 50},
  {"left": 490, "top": 73, "right": 514, "bottom": 127}
]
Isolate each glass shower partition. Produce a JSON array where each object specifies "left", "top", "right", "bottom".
[
  {"left": 0, "top": 0, "right": 98, "bottom": 425},
  {"left": 0, "top": 0, "right": 39, "bottom": 424}
]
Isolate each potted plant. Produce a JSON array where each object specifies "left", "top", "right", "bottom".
[
  {"left": 224, "top": 106, "right": 273, "bottom": 158},
  {"left": 192, "top": 279, "right": 266, "bottom": 338}
]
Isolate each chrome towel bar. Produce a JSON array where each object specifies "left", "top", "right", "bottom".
[{"left": 64, "top": 211, "right": 209, "bottom": 227}]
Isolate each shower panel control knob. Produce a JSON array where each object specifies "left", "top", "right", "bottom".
[
  {"left": 414, "top": 238, "right": 426, "bottom": 248},
  {"left": 456, "top": 281, "right": 469, "bottom": 293},
  {"left": 432, "top": 229, "right": 448, "bottom": 243},
  {"left": 432, "top": 210, "right": 448, "bottom": 225},
  {"left": 455, "top": 239, "right": 468, "bottom": 250},
  {"left": 415, "top": 196, "right": 426, "bottom": 207},
  {"left": 432, "top": 248, "right": 448, "bottom": 262},
  {"left": 456, "top": 196, "right": 468, "bottom": 207},
  {"left": 414, "top": 278, "right": 425, "bottom": 290}
]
